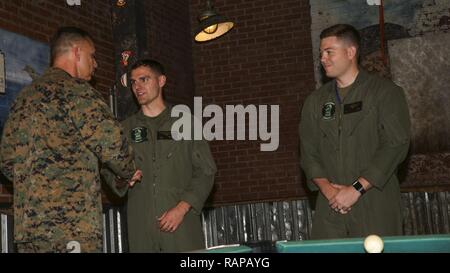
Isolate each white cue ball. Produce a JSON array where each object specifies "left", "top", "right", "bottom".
[{"left": 364, "top": 235, "right": 384, "bottom": 253}]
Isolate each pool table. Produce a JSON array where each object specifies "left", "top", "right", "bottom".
[
  {"left": 276, "top": 234, "right": 450, "bottom": 253},
  {"left": 192, "top": 244, "right": 253, "bottom": 253}
]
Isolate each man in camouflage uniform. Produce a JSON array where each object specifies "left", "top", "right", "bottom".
[
  {"left": 299, "top": 24, "right": 411, "bottom": 239},
  {"left": 103, "top": 59, "right": 216, "bottom": 252},
  {"left": 0, "top": 27, "right": 141, "bottom": 252}
]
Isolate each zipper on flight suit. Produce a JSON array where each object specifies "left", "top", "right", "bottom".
[
  {"left": 147, "top": 127, "right": 157, "bottom": 217},
  {"left": 337, "top": 104, "right": 345, "bottom": 182},
  {"left": 148, "top": 126, "right": 162, "bottom": 250},
  {"left": 335, "top": 82, "right": 345, "bottom": 183}
]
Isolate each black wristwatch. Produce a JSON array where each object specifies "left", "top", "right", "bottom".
[{"left": 352, "top": 179, "right": 366, "bottom": 195}]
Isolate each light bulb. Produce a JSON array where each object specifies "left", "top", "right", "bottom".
[{"left": 203, "top": 24, "right": 218, "bottom": 34}]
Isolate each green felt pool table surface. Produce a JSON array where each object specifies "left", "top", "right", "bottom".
[{"left": 276, "top": 234, "right": 450, "bottom": 253}]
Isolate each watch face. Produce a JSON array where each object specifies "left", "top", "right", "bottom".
[{"left": 352, "top": 180, "right": 364, "bottom": 193}]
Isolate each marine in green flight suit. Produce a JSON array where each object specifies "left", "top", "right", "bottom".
[
  {"left": 103, "top": 59, "right": 216, "bottom": 252},
  {"left": 299, "top": 24, "right": 411, "bottom": 239}
]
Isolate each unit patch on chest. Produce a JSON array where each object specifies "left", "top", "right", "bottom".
[
  {"left": 131, "top": 127, "right": 148, "bottom": 143},
  {"left": 322, "top": 102, "right": 336, "bottom": 120}
]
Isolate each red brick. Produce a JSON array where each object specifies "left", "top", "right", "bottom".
[
  {"left": 190, "top": 0, "right": 315, "bottom": 205},
  {"left": 0, "top": 0, "right": 115, "bottom": 99}
]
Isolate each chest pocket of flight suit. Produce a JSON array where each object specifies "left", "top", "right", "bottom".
[
  {"left": 345, "top": 105, "right": 378, "bottom": 173},
  {"left": 157, "top": 131, "right": 182, "bottom": 159},
  {"left": 318, "top": 99, "right": 337, "bottom": 136},
  {"left": 318, "top": 112, "right": 338, "bottom": 148},
  {"left": 346, "top": 105, "right": 377, "bottom": 137},
  {"left": 129, "top": 127, "right": 151, "bottom": 167}
]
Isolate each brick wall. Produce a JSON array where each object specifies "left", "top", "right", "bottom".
[
  {"left": 0, "top": 1, "right": 196, "bottom": 204},
  {"left": 189, "top": 0, "right": 316, "bottom": 205},
  {"left": 0, "top": 0, "right": 116, "bottom": 204},
  {"left": 0, "top": 0, "right": 447, "bottom": 209},
  {"left": 145, "top": 0, "right": 195, "bottom": 106},
  {"left": 0, "top": 0, "right": 116, "bottom": 93}
]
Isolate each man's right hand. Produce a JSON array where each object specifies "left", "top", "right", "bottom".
[
  {"left": 128, "top": 170, "right": 142, "bottom": 187},
  {"left": 322, "top": 183, "right": 340, "bottom": 201},
  {"left": 313, "top": 178, "right": 339, "bottom": 201},
  {"left": 329, "top": 183, "right": 358, "bottom": 214}
]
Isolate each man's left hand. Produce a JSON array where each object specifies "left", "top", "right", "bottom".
[
  {"left": 329, "top": 183, "right": 361, "bottom": 214},
  {"left": 158, "top": 201, "right": 191, "bottom": 233}
]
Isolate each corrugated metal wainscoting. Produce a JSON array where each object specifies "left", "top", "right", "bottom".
[
  {"left": 1, "top": 191, "right": 449, "bottom": 252},
  {"left": 202, "top": 191, "right": 450, "bottom": 248}
]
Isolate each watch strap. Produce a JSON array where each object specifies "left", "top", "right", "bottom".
[{"left": 352, "top": 179, "right": 366, "bottom": 195}]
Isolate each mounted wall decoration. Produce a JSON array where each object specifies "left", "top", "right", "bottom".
[
  {"left": 66, "top": 0, "right": 81, "bottom": 6},
  {"left": 120, "top": 50, "right": 133, "bottom": 68},
  {"left": 0, "top": 51, "right": 5, "bottom": 94},
  {"left": 110, "top": 0, "right": 147, "bottom": 121}
]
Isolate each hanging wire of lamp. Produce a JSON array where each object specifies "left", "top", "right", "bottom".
[{"left": 194, "top": 0, "right": 234, "bottom": 42}]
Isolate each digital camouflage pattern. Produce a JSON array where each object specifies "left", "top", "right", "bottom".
[{"left": 0, "top": 67, "right": 136, "bottom": 252}]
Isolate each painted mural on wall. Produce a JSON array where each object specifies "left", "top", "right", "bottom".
[
  {"left": 309, "top": 0, "right": 450, "bottom": 187},
  {"left": 310, "top": 0, "right": 449, "bottom": 84},
  {"left": 0, "top": 28, "right": 49, "bottom": 136},
  {"left": 389, "top": 33, "right": 450, "bottom": 154},
  {"left": 389, "top": 33, "right": 450, "bottom": 187}
]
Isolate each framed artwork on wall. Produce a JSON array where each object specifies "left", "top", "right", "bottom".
[{"left": 0, "top": 51, "right": 5, "bottom": 94}]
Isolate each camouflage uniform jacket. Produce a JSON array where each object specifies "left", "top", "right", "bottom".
[{"left": 0, "top": 67, "right": 136, "bottom": 249}]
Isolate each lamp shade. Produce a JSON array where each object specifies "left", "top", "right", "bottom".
[{"left": 194, "top": 1, "right": 234, "bottom": 42}]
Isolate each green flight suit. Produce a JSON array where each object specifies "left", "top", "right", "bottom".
[
  {"left": 103, "top": 106, "right": 216, "bottom": 252},
  {"left": 299, "top": 70, "right": 411, "bottom": 239}
]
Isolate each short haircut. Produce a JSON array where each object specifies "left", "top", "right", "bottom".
[
  {"left": 130, "top": 59, "right": 166, "bottom": 76},
  {"left": 50, "top": 27, "right": 93, "bottom": 64},
  {"left": 320, "top": 24, "right": 361, "bottom": 57}
]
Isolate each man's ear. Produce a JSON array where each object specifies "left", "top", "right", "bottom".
[
  {"left": 72, "top": 45, "right": 81, "bottom": 62},
  {"left": 347, "top": 45, "right": 357, "bottom": 60},
  {"left": 158, "top": 75, "right": 167, "bottom": 88}
]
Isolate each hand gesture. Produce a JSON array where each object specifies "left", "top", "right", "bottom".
[{"left": 128, "top": 169, "right": 142, "bottom": 187}]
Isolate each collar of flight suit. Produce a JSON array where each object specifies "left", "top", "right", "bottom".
[{"left": 135, "top": 104, "right": 175, "bottom": 132}]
